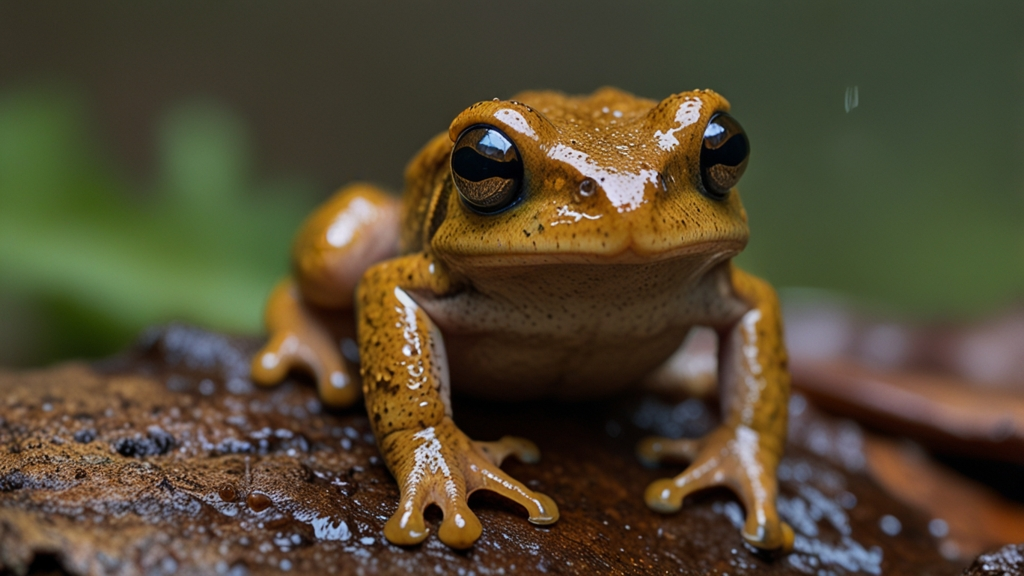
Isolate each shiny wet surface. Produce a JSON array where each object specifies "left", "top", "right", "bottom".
[{"left": 0, "top": 325, "right": 957, "bottom": 575}]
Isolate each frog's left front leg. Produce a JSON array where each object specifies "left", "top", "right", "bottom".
[
  {"left": 358, "top": 254, "right": 558, "bottom": 549},
  {"left": 639, "top": 264, "right": 794, "bottom": 551}
]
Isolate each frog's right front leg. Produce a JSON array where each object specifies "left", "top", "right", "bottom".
[{"left": 359, "top": 254, "right": 558, "bottom": 548}]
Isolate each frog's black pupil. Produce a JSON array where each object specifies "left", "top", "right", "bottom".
[
  {"left": 451, "top": 146, "right": 522, "bottom": 183},
  {"left": 698, "top": 113, "right": 750, "bottom": 200},
  {"left": 703, "top": 128, "right": 748, "bottom": 168},
  {"left": 451, "top": 126, "right": 524, "bottom": 214}
]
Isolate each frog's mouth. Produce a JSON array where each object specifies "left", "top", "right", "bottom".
[{"left": 440, "top": 238, "right": 747, "bottom": 270}]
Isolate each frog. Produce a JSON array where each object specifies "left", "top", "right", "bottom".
[{"left": 251, "top": 87, "right": 794, "bottom": 551}]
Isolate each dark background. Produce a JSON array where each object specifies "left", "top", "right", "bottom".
[{"left": 1, "top": 1, "right": 1022, "bottom": 366}]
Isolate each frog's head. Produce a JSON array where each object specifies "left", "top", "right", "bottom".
[{"left": 428, "top": 88, "right": 751, "bottom": 269}]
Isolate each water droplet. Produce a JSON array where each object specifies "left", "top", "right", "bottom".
[
  {"left": 219, "top": 486, "right": 238, "bottom": 502},
  {"left": 928, "top": 518, "right": 949, "bottom": 538},
  {"left": 844, "top": 85, "right": 860, "bottom": 113},
  {"left": 879, "top": 514, "right": 901, "bottom": 536},
  {"left": 247, "top": 493, "right": 273, "bottom": 512}
]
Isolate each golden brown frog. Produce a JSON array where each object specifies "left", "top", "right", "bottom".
[{"left": 251, "top": 87, "right": 794, "bottom": 551}]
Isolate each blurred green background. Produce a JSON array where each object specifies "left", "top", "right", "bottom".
[{"left": 1, "top": 1, "right": 1022, "bottom": 367}]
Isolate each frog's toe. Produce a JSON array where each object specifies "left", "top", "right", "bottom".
[
  {"left": 468, "top": 436, "right": 555, "bottom": 524},
  {"left": 473, "top": 435, "right": 540, "bottom": 465},
  {"left": 733, "top": 472, "right": 794, "bottom": 551},
  {"left": 438, "top": 503, "right": 483, "bottom": 549},
  {"left": 383, "top": 501, "right": 430, "bottom": 546},
  {"left": 383, "top": 473, "right": 484, "bottom": 549},
  {"left": 636, "top": 435, "right": 706, "bottom": 466},
  {"left": 251, "top": 332, "right": 298, "bottom": 385},
  {"left": 526, "top": 492, "right": 560, "bottom": 525},
  {"left": 251, "top": 330, "right": 359, "bottom": 407},
  {"left": 315, "top": 366, "right": 360, "bottom": 407},
  {"left": 640, "top": 435, "right": 716, "bottom": 512},
  {"left": 643, "top": 462, "right": 717, "bottom": 513},
  {"left": 466, "top": 458, "right": 559, "bottom": 525},
  {"left": 742, "top": 516, "right": 795, "bottom": 552}
]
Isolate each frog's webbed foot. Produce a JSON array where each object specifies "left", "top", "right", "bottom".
[
  {"left": 639, "top": 425, "right": 795, "bottom": 551},
  {"left": 250, "top": 280, "right": 360, "bottom": 407},
  {"left": 381, "top": 417, "right": 558, "bottom": 549}
]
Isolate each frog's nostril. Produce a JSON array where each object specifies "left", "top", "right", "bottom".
[
  {"left": 579, "top": 178, "right": 597, "bottom": 197},
  {"left": 571, "top": 177, "right": 599, "bottom": 204}
]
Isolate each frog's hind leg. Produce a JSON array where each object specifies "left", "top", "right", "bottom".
[{"left": 251, "top": 183, "right": 400, "bottom": 407}]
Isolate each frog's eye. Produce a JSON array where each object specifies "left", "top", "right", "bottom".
[
  {"left": 699, "top": 113, "right": 749, "bottom": 200},
  {"left": 451, "top": 125, "right": 524, "bottom": 214}
]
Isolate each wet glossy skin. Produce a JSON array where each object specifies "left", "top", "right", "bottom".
[{"left": 251, "top": 87, "right": 794, "bottom": 551}]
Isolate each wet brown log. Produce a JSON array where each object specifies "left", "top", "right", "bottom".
[{"left": 0, "top": 325, "right": 965, "bottom": 575}]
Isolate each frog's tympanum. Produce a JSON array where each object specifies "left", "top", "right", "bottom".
[{"left": 252, "top": 88, "right": 794, "bottom": 551}]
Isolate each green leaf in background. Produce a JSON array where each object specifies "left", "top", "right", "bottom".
[{"left": 0, "top": 86, "right": 318, "bottom": 366}]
